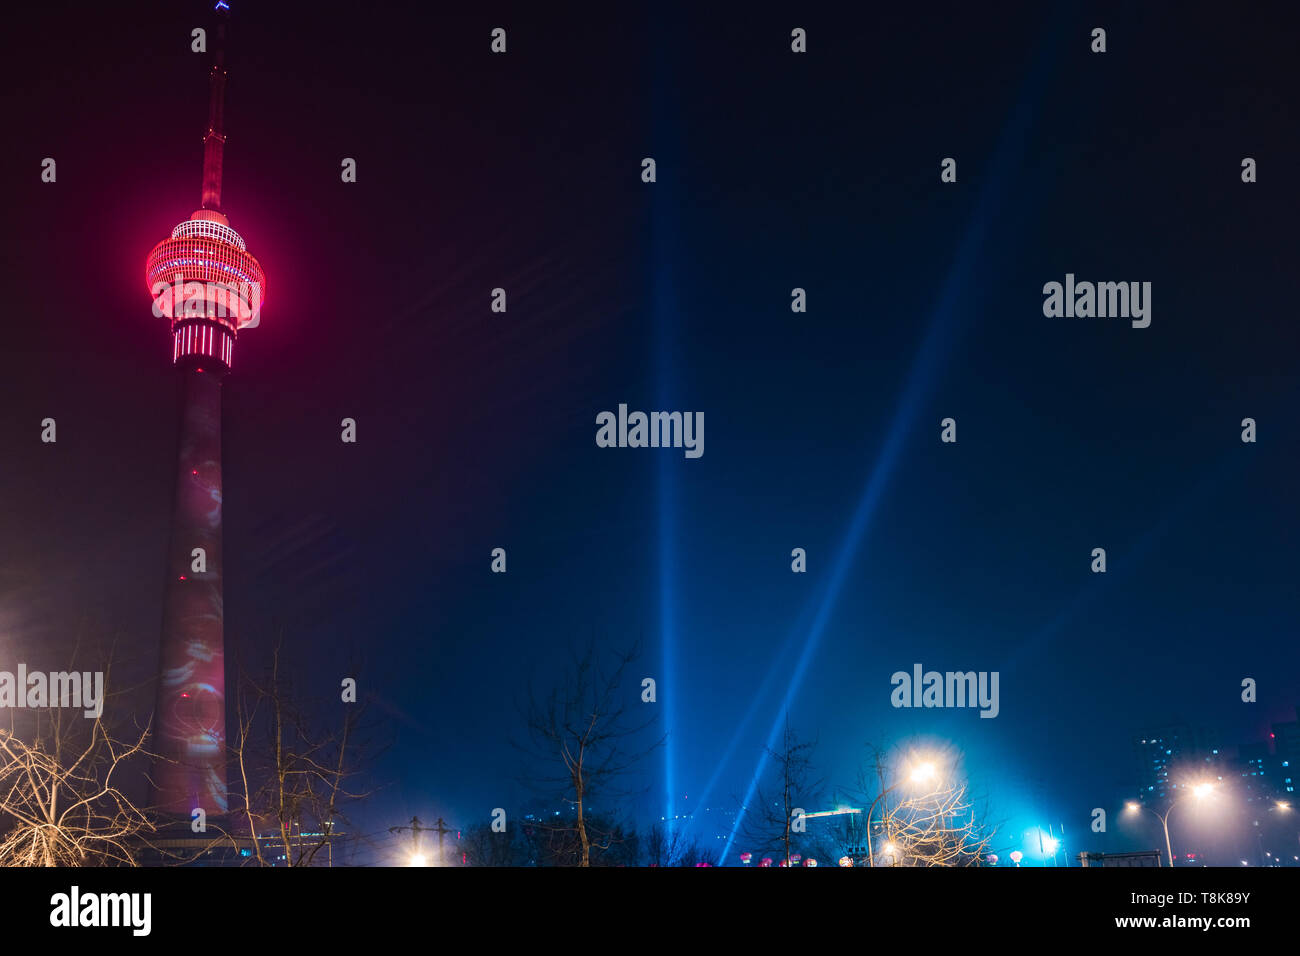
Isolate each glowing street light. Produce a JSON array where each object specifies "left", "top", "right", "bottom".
[
  {"left": 1124, "top": 782, "right": 1218, "bottom": 867},
  {"left": 408, "top": 852, "right": 428, "bottom": 867},
  {"left": 910, "top": 762, "right": 937, "bottom": 785}
]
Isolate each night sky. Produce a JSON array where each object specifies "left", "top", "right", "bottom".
[{"left": 1, "top": 0, "right": 1297, "bottom": 864}]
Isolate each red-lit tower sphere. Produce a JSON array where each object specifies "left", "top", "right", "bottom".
[{"left": 144, "top": 4, "right": 264, "bottom": 822}]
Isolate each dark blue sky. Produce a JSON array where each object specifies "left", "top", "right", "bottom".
[{"left": 1, "top": 1, "right": 1297, "bottom": 864}]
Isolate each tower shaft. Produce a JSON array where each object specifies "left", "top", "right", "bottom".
[{"left": 153, "top": 365, "right": 228, "bottom": 819}]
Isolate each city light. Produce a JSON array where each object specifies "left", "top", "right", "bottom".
[{"left": 909, "top": 762, "right": 937, "bottom": 784}]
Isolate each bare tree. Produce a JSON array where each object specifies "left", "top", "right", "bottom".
[
  {"left": 224, "top": 639, "right": 375, "bottom": 866},
  {"left": 843, "top": 742, "right": 903, "bottom": 865},
  {"left": 838, "top": 742, "right": 997, "bottom": 867},
  {"left": 517, "top": 641, "right": 661, "bottom": 867},
  {"left": 0, "top": 651, "right": 155, "bottom": 866},
  {"left": 738, "top": 718, "right": 822, "bottom": 867},
  {"left": 463, "top": 820, "right": 524, "bottom": 866},
  {"left": 645, "top": 821, "right": 710, "bottom": 867},
  {"left": 875, "top": 778, "right": 995, "bottom": 866}
]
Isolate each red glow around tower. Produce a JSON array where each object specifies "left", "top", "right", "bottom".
[{"left": 144, "top": 6, "right": 264, "bottom": 373}]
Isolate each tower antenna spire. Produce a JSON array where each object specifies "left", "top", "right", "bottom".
[{"left": 200, "top": 3, "right": 231, "bottom": 212}]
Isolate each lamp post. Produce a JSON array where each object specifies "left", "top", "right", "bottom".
[{"left": 1125, "top": 782, "right": 1216, "bottom": 867}]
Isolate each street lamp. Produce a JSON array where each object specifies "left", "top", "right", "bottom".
[
  {"left": 1124, "top": 782, "right": 1217, "bottom": 867},
  {"left": 408, "top": 852, "right": 428, "bottom": 867}
]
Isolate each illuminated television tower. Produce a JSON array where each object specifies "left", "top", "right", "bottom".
[{"left": 144, "top": 1, "right": 265, "bottom": 821}]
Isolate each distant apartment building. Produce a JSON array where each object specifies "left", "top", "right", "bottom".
[
  {"left": 1231, "top": 706, "right": 1300, "bottom": 804},
  {"left": 1272, "top": 706, "right": 1300, "bottom": 798},
  {"left": 1132, "top": 723, "right": 1221, "bottom": 806},
  {"left": 1236, "top": 740, "right": 1279, "bottom": 804}
]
